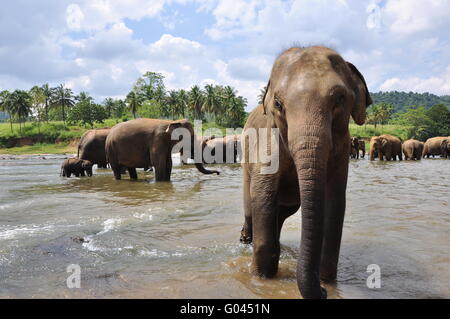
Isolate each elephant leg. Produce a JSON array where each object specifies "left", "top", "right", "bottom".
[
  {"left": 398, "top": 152, "right": 403, "bottom": 161},
  {"left": 240, "top": 173, "right": 253, "bottom": 244},
  {"left": 154, "top": 152, "right": 172, "bottom": 182},
  {"left": 128, "top": 167, "right": 138, "bottom": 180},
  {"left": 250, "top": 178, "right": 280, "bottom": 278},
  {"left": 111, "top": 165, "right": 122, "bottom": 180},
  {"left": 320, "top": 166, "right": 348, "bottom": 282}
]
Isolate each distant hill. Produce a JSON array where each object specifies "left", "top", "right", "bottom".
[
  {"left": 0, "top": 112, "right": 8, "bottom": 121},
  {"left": 370, "top": 91, "right": 450, "bottom": 113}
]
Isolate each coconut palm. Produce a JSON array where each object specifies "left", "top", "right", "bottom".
[
  {"left": 189, "top": 85, "right": 205, "bottom": 120},
  {"left": 103, "top": 98, "right": 115, "bottom": 118},
  {"left": 41, "top": 83, "right": 53, "bottom": 122},
  {"left": 0, "top": 90, "right": 14, "bottom": 132},
  {"left": 8, "top": 90, "right": 32, "bottom": 132},
  {"left": 51, "top": 84, "right": 74, "bottom": 123},
  {"left": 257, "top": 86, "right": 268, "bottom": 105},
  {"left": 203, "top": 84, "right": 221, "bottom": 120},
  {"left": 126, "top": 91, "right": 140, "bottom": 119}
]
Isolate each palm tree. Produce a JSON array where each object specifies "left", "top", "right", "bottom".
[
  {"left": 166, "top": 90, "right": 180, "bottom": 120},
  {"left": 41, "top": 83, "right": 53, "bottom": 122},
  {"left": 126, "top": 91, "right": 140, "bottom": 119},
  {"left": 203, "top": 84, "right": 221, "bottom": 120},
  {"left": 189, "top": 85, "right": 205, "bottom": 120},
  {"left": 76, "top": 91, "right": 94, "bottom": 104},
  {"left": 51, "top": 84, "right": 74, "bottom": 124},
  {"left": 103, "top": 98, "right": 115, "bottom": 119},
  {"left": 9, "top": 90, "right": 32, "bottom": 132},
  {"left": 257, "top": 86, "right": 267, "bottom": 105},
  {"left": 177, "top": 89, "right": 188, "bottom": 118},
  {"left": 0, "top": 90, "right": 14, "bottom": 132}
]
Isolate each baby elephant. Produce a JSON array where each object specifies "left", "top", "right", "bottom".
[{"left": 60, "top": 158, "right": 93, "bottom": 177}]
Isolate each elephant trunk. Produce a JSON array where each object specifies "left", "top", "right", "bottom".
[
  {"left": 191, "top": 135, "right": 220, "bottom": 175},
  {"left": 194, "top": 162, "right": 219, "bottom": 175},
  {"left": 291, "top": 130, "right": 330, "bottom": 299}
]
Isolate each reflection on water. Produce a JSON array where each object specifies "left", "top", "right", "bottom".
[{"left": 0, "top": 155, "right": 449, "bottom": 298}]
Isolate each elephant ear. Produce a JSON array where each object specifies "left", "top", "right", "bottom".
[
  {"left": 166, "top": 119, "right": 191, "bottom": 134},
  {"left": 262, "top": 81, "right": 271, "bottom": 115},
  {"left": 346, "top": 62, "right": 372, "bottom": 125}
]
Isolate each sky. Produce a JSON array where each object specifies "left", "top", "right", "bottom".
[{"left": 1, "top": 0, "right": 449, "bottom": 110}]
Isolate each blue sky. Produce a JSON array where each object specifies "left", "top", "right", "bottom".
[{"left": 0, "top": 0, "right": 449, "bottom": 110}]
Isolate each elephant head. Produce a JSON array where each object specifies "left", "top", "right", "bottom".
[
  {"left": 370, "top": 136, "right": 389, "bottom": 160},
  {"left": 262, "top": 46, "right": 371, "bottom": 298},
  {"left": 166, "top": 119, "right": 220, "bottom": 175},
  {"left": 81, "top": 160, "right": 93, "bottom": 176},
  {"left": 441, "top": 138, "right": 450, "bottom": 157}
]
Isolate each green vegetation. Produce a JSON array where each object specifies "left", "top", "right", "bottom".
[
  {"left": 0, "top": 143, "right": 76, "bottom": 155},
  {"left": 349, "top": 124, "right": 410, "bottom": 141},
  {"left": 2, "top": 73, "right": 450, "bottom": 155},
  {"left": 371, "top": 91, "right": 450, "bottom": 112}
]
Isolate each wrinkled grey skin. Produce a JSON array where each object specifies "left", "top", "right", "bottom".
[
  {"left": 240, "top": 46, "right": 372, "bottom": 299},
  {"left": 61, "top": 158, "right": 93, "bottom": 177},
  {"left": 78, "top": 129, "right": 111, "bottom": 168},
  {"left": 105, "top": 118, "right": 220, "bottom": 181}
]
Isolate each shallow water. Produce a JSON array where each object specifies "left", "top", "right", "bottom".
[{"left": 0, "top": 154, "right": 449, "bottom": 299}]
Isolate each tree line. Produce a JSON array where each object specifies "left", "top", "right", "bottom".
[
  {"left": 371, "top": 91, "right": 450, "bottom": 112},
  {"left": 0, "top": 71, "right": 248, "bottom": 132}
]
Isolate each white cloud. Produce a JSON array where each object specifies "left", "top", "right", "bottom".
[
  {"left": 380, "top": 66, "right": 450, "bottom": 95},
  {"left": 0, "top": 0, "right": 449, "bottom": 113}
]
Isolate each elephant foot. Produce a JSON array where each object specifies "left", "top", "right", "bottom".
[
  {"left": 240, "top": 227, "right": 252, "bottom": 244},
  {"left": 299, "top": 283, "right": 327, "bottom": 299}
]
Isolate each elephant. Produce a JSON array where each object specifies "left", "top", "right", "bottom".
[
  {"left": 78, "top": 128, "right": 111, "bottom": 168},
  {"left": 358, "top": 140, "right": 366, "bottom": 158},
  {"left": 350, "top": 137, "right": 359, "bottom": 159},
  {"left": 369, "top": 134, "right": 403, "bottom": 161},
  {"left": 180, "top": 136, "right": 213, "bottom": 165},
  {"left": 239, "top": 46, "right": 372, "bottom": 299},
  {"left": 204, "top": 135, "right": 242, "bottom": 164},
  {"left": 441, "top": 137, "right": 450, "bottom": 158},
  {"left": 402, "top": 139, "right": 424, "bottom": 160},
  {"left": 422, "top": 136, "right": 448, "bottom": 158},
  {"left": 105, "top": 118, "right": 220, "bottom": 181},
  {"left": 60, "top": 158, "right": 93, "bottom": 177}
]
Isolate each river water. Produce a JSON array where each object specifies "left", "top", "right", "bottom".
[{"left": 0, "top": 154, "right": 448, "bottom": 299}]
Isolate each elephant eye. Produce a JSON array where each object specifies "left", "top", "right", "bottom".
[{"left": 274, "top": 99, "right": 283, "bottom": 111}]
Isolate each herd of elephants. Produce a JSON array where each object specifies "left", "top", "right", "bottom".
[{"left": 58, "top": 46, "right": 449, "bottom": 299}]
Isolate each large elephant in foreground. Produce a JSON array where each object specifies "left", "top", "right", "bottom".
[
  {"left": 369, "top": 135, "right": 402, "bottom": 161},
  {"left": 105, "top": 118, "right": 220, "bottom": 181},
  {"left": 78, "top": 129, "right": 111, "bottom": 168},
  {"left": 402, "top": 139, "right": 424, "bottom": 160},
  {"left": 204, "top": 135, "right": 241, "bottom": 164},
  {"left": 422, "top": 136, "right": 449, "bottom": 158},
  {"left": 240, "top": 46, "right": 372, "bottom": 299}
]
